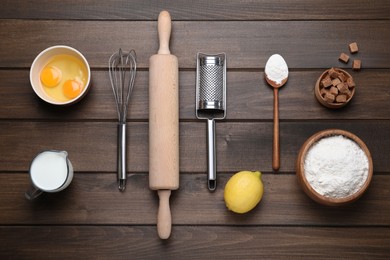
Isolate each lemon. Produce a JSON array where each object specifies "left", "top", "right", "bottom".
[{"left": 224, "top": 171, "right": 264, "bottom": 214}]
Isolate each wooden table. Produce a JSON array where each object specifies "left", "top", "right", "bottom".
[{"left": 1, "top": 1, "right": 389, "bottom": 259}]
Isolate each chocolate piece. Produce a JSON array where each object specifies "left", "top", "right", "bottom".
[
  {"left": 329, "top": 86, "right": 339, "bottom": 95},
  {"left": 338, "top": 73, "right": 347, "bottom": 82},
  {"left": 324, "top": 93, "right": 335, "bottom": 103},
  {"left": 339, "top": 53, "right": 350, "bottom": 63},
  {"left": 345, "top": 88, "right": 352, "bottom": 98},
  {"left": 347, "top": 78, "right": 356, "bottom": 89},
  {"left": 337, "top": 83, "right": 351, "bottom": 97},
  {"left": 336, "top": 83, "right": 347, "bottom": 93},
  {"left": 336, "top": 94, "right": 347, "bottom": 103},
  {"left": 353, "top": 60, "right": 361, "bottom": 70},
  {"left": 328, "top": 68, "right": 339, "bottom": 79},
  {"left": 320, "top": 88, "right": 327, "bottom": 97},
  {"left": 321, "top": 77, "right": 333, "bottom": 88},
  {"left": 343, "top": 82, "right": 352, "bottom": 94},
  {"left": 331, "top": 78, "right": 341, "bottom": 86},
  {"left": 349, "top": 42, "right": 359, "bottom": 53}
]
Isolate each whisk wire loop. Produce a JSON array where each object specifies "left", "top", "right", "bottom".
[{"left": 109, "top": 49, "right": 137, "bottom": 123}]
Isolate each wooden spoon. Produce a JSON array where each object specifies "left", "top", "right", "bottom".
[{"left": 264, "top": 54, "right": 289, "bottom": 172}]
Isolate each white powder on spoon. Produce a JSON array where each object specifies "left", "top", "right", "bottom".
[
  {"left": 265, "top": 54, "right": 289, "bottom": 84},
  {"left": 304, "top": 135, "right": 369, "bottom": 198}
]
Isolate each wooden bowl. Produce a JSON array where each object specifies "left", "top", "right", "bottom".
[
  {"left": 315, "top": 68, "right": 355, "bottom": 109},
  {"left": 296, "top": 129, "right": 373, "bottom": 206}
]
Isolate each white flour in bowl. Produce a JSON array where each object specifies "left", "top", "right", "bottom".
[{"left": 304, "top": 135, "right": 369, "bottom": 198}]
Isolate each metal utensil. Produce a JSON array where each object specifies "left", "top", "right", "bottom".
[
  {"left": 109, "top": 49, "right": 137, "bottom": 191},
  {"left": 196, "top": 52, "right": 226, "bottom": 191}
]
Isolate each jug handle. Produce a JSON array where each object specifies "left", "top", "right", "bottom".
[{"left": 25, "top": 185, "right": 43, "bottom": 200}]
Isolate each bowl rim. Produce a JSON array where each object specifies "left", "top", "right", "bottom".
[
  {"left": 296, "top": 129, "right": 373, "bottom": 206},
  {"left": 30, "top": 45, "right": 91, "bottom": 106},
  {"left": 315, "top": 68, "right": 355, "bottom": 109}
]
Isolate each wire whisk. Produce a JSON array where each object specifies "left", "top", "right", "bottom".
[{"left": 109, "top": 49, "right": 137, "bottom": 191}]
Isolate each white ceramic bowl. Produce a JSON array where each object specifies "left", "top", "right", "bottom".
[{"left": 30, "top": 45, "right": 91, "bottom": 105}]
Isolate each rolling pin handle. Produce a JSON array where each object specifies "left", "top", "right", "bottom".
[
  {"left": 157, "top": 190, "right": 172, "bottom": 239},
  {"left": 157, "top": 11, "right": 172, "bottom": 55}
]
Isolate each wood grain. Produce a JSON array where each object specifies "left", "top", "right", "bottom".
[
  {"left": 0, "top": 121, "right": 388, "bottom": 173},
  {"left": 0, "top": 174, "right": 389, "bottom": 225},
  {"left": 1, "top": 70, "right": 389, "bottom": 120},
  {"left": 0, "top": 226, "right": 389, "bottom": 259},
  {"left": 1, "top": 0, "right": 390, "bottom": 20},
  {"left": 1, "top": 0, "right": 389, "bottom": 257},
  {"left": 0, "top": 20, "right": 389, "bottom": 69}
]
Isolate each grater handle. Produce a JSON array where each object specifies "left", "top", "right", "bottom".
[
  {"left": 207, "top": 118, "right": 217, "bottom": 191},
  {"left": 157, "top": 11, "right": 171, "bottom": 55}
]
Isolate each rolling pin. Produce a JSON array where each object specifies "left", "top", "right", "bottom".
[{"left": 149, "top": 10, "right": 179, "bottom": 240}]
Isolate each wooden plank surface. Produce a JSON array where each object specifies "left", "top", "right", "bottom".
[
  {"left": 0, "top": 70, "right": 389, "bottom": 120},
  {"left": 1, "top": 1, "right": 390, "bottom": 259},
  {"left": 0, "top": 174, "right": 389, "bottom": 226},
  {"left": 1, "top": 0, "right": 390, "bottom": 20},
  {"left": 1, "top": 20, "right": 389, "bottom": 69},
  {"left": 0, "top": 121, "right": 388, "bottom": 173},
  {"left": 1, "top": 226, "right": 389, "bottom": 259}
]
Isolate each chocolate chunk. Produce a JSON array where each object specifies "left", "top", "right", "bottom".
[
  {"left": 339, "top": 53, "right": 350, "bottom": 63},
  {"left": 320, "top": 88, "right": 327, "bottom": 97},
  {"left": 349, "top": 42, "right": 359, "bottom": 53},
  {"left": 324, "top": 93, "right": 335, "bottom": 103},
  {"left": 321, "top": 77, "right": 333, "bottom": 88},
  {"left": 343, "top": 83, "right": 352, "bottom": 94},
  {"left": 345, "top": 88, "right": 352, "bottom": 98},
  {"left": 353, "top": 60, "right": 361, "bottom": 70},
  {"left": 338, "top": 73, "right": 347, "bottom": 82},
  {"left": 336, "top": 94, "right": 347, "bottom": 103},
  {"left": 337, "top": 83, "right": 351, "bottom": 97},
  {"left": 328, "top": 68, "right": 339, "bottom": 79},
  {"left": 336, "top": 83, "right": 347, "bottom": 93},
  {"left": 347, "top": 78, "right": 356, "bottom": 89},
  {"left": 331, "top": 78, "right": 341, "bottom": 86},
  {"left": 329, "top": 86, "right": 339, "bottom": 95}
]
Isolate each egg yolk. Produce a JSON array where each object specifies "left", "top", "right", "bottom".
[
  {"left": 40, "top": 66, "right": 62, "bottom": 87},
  {"left": 63, "top": 80, "right": 82, "bottom": 99}
]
